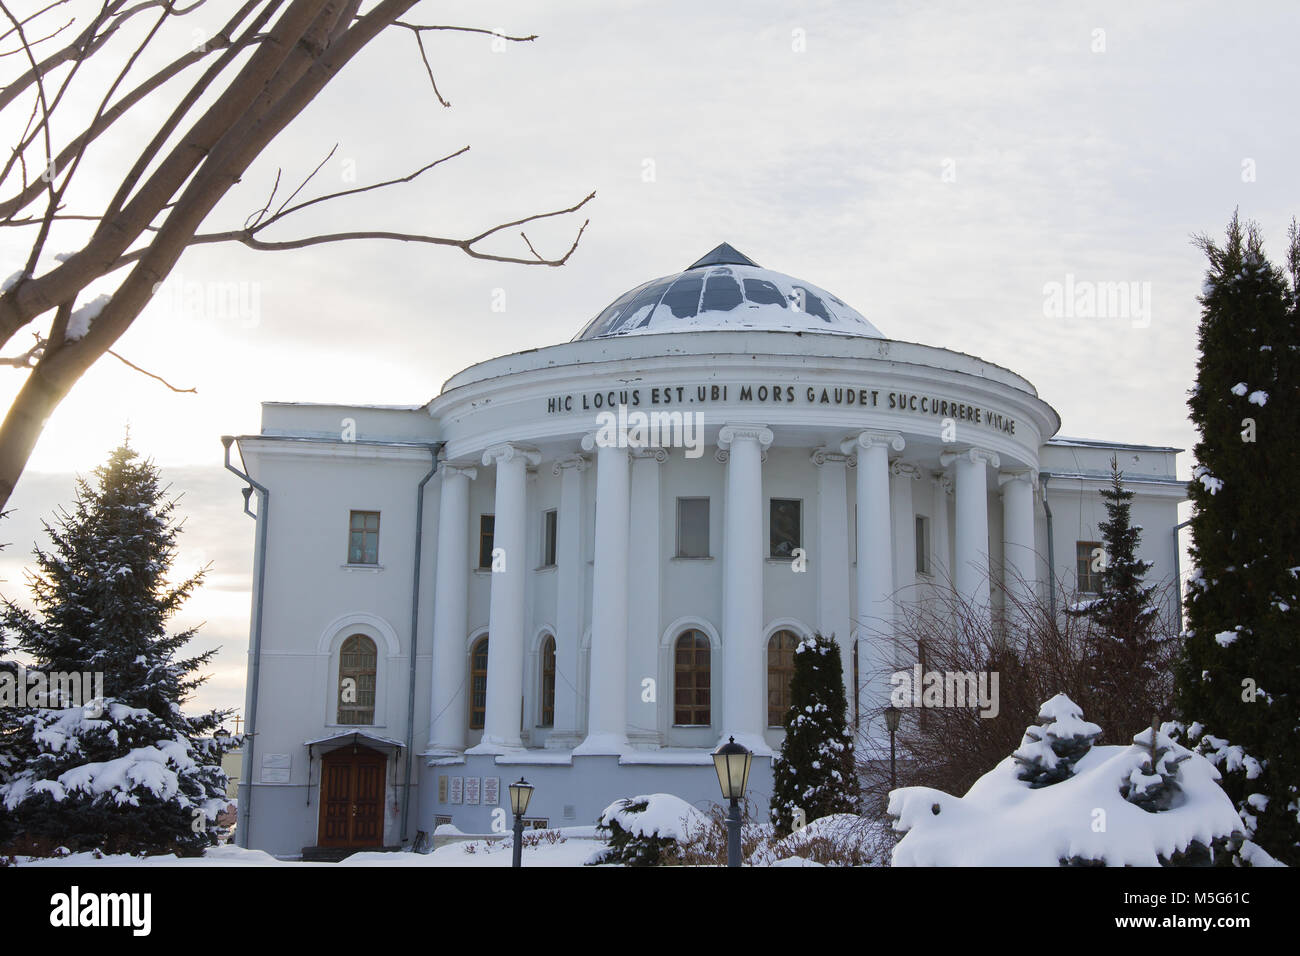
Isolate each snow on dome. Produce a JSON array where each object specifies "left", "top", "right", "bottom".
[{"left": 573, "top": 243, "right": 883, "bottom": 341}]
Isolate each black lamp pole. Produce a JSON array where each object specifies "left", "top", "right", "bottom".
[
  {"left": 512, "top": 807, "right": 524, "bottom": 869},
  {"left": 508, "top": 777, "right": 533, "bottom": 868},
  {"left": 712, "top": 736, "right": 752, "bottom": 868}
]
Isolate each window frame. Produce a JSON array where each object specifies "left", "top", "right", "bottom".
[
  {"left": 769, "top": 497, "right": 803, "bottom": 559},
  {"left": 766, "top": 629, "right": 801, "bottom": 728},
  {"left": 337, "top": 633, "right": 378, "bottom": 725},
  {"left": 672, "top": 629, "right": 711, "bottom": 727},
  {"left": 539, "top": 634, "right": 556, "bottom": 727},
  {"left": 469, "top": 635, "right": 489, "bottom": 730},
  {"left": 478, "top": 514, "right": 496, "bottom": 570},
  {"left": 1076, "top": 539, "right": 1104, "bottom": 594},
  {"left": 915, "top": 514, "right": 930, "bottom": 575},
  {"left": 541, "top": 509, "right": 558, "bottom": 568},
  {"left": 347, "top": 510, "right": 381, "bottom": 566},
  {"left": 675, "top": 496, "right": 711, "bottom": 558}
]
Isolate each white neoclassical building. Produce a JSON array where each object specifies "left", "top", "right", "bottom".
[{"left": 225, "top": 243, "right": 1186, "bottom": 857}]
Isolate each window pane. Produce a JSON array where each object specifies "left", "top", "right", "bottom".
[
  {"left": 915, "top": 515, "right": 929, "bottom": 574},
  {"left": 544, "top": 510, "right": 557, "bottom": 566},
  {"left": 479, "top": 515, "right": 495, "bottom": 569},
  {"left": 677, "top": 498, "right": 709, "bottom": 557},
  {"left": 770, "top": 499, "right": 801, "bottom": 557}
]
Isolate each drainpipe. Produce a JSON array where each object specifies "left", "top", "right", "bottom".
[
  {"left": 1173, "top": 517, "right": 1192, "bottom": 631},
  {"left": 1040, "top": 473, "right": 1056, "bottom": 619},
  {"left": 222, "top": 436, "right": 269, "bottom": 850},
  {"left": 401, "top": 443, "right": 443, "bottom": 846}
]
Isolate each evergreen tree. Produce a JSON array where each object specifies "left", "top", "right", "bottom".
[
  {"left": 0, "top": 442, "right": 232, "bottom": 857},
  {"left": 1012, "top": 694, "right": 1101, "bottom": 788},
  {"left": 1070, "top": 456, "right": 1166, "bottom": 738},
  {"left": 769, "top": 633, "right": 859, "bottom": 837},
  {"left": 1175, "top": 214, "right": 1300, "bottom": 866}
]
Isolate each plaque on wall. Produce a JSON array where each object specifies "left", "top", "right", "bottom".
[
  {"left": 448, "top": 776, "right": 463, "bottom": 805},
  {"left": 483, "top": 776, "right": 500, "bottom": 806},
  {"left": 260, "top": 753, "right": 291, "bottom": 784},
  {"left": 438, "top": 775, "right": 448, "bottom": 802},
  {"left": 465, "top": 776, "right": 481, "bottom": 805}
]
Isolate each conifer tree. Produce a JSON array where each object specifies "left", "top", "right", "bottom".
[
  {"left": 0, "top": 442, "right": 232, "bottom": 856},
  {"left": 1072, "top": 456, "right": 1166, "bottom": 737},
  {"left": 1175, "top": 214, "right": 1300, "bottom": 866},
  {"left": 1012, "top": 694, "right": 1102, "bottom": 788},
  {"left": 770, "top": 633, "right": 859, "bottom": 837}
]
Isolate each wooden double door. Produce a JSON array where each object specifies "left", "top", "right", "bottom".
[{"left": 318, "top": 745, "right": 387, "bottom": 848}]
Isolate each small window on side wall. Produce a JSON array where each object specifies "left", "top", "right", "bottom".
[
  {"left": 1077, "top": 540, "right": 1104, "bottom": 593},
  {"left": 676, "top": 497, "right": 709, "bottom": 557},
  {"left": 770, "top": 498, "right": 802, "bottom": 558},
  {"left": 348, "top": 511, "right": 380, "bottom": 565},
  {"left": 915, "top": 515, "right": 930, "bottom": 574},
  {"left": 542, "top": 510, "right": 558, "bottom": 567}
]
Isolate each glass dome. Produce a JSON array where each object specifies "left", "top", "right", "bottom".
[{"left": 572, "top": 243, "right": 883, "bottom": 341}]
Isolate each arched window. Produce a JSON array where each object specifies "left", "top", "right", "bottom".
[
  {"left": 767, "top": 629, "right": 801, "bottom": 727},
  {"left": 469, "top": 635, "right": 489, "bottom": 730},
  {"left": 337, "top": 634, "right": 377, "bottom": 725},
  {"left": 673, "top": 630, "right": 711, "bottom": 726},
  {"left": 539, "top": 635, "right": 556, "bottom": 727}
]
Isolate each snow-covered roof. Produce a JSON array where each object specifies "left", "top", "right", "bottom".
[{"left": 573, "top": 243, "right": 883, "bottom": 341}]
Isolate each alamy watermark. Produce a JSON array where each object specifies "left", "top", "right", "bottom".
[
  {"left": 890, "top": 664, "right": 999, "bottom": 718},
  {"left": 592, "top": 403, "right": 704, "bottom": 458},
  {"left": 1042, "top": 274, "right": 1151, "bottom": 328},
  {"left": 0, "top": 664, "right": 105, "bottom": 716}
]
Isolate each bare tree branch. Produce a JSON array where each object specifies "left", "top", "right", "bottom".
[{"left": 105, "top": 348, "right": 196, "bottom": 392}]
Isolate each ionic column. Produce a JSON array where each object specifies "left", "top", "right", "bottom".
[
  {"left": 573, "top": 435, "right": 631, "bottom": 755},
  {"left": 941, "top": 447, "right": 1000, "bottom": 620},
  {"left": 841, "top": 429, "right": 904, "bottom": 758},
  {"left": 628, "top": 448, "right": 666, "bottom": 747},
  {"left": 930, "top": 471, "right": 954, "bottom": 583},
  {"left": 427, "top": 463, "right": 476, "bottom": 754},
  {"left": 471, "top": 442, "right": 539, "bottom": 752},
  {"left": 718, "top": 423, "right": 773, "bottom": 753},
  {"left": 999, "top": 469, "right": 1038, "bottom": 631},
  {"left": 812, "top": 448, "right": 853, "bottom": 701},
  {"left": 548, "top": 455, "right": 588, "bottom": 748}
]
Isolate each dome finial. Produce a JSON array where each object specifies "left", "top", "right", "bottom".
[{"left": 687, "top": 243, "right": 759, "bottom": 270}]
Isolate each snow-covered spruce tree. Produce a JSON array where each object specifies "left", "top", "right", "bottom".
[
  {"left": 1067, "top": 456, "right": 1166, "bottom": 740},
  {"left": 1011, "top": 694, "right": 1102, "bottom": 788},
  {"left": 1175, "top": 214, "right": 1300, "bottom": 866},
  {"left": 770, "top": 633, "right": 859, "bottom": 837},
  {"left": 0, "top": 442, "right": 232, "bottom": 857}
]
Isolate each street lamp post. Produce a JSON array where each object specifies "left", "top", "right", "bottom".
[
  {"left": 508, "top": 777, "right": 534, "bottom": 869},
  {"left": 884, "top": 705, "right": 901, "bottom": 792},
  {"left": 712, "top": 736, "right": 753, "bottom": 868}
]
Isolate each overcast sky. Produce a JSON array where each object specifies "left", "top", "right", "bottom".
[{"left": 1, "top": 0, "right": 1296, "bottom": 718}]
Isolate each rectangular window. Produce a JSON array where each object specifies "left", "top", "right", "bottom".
[
  {"left": 348, "top": 511, "right": 380, "bottom": 565},
  {"left": 542, "top": 509, "right": 558, "bottom": 567},
  {"left": 769, "top": 498, "right": 802, "bottom": 558},
  {"left": 478, "top": 515, "right": 496, "bottom": 570},
  {"left": 676, "top": 497, "right": 710, "bottom": 558},
  {"left": 1077, "top": 540, "right": 1103, "bottom": 593},
  {"left": 915, "top": 515, "right": 930, "bottom": 575}
]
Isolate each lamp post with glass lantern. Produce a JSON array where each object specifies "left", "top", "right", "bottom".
[
  {"left": 712, "top": 736, "right": 752, "bottom": 867},
  {"left": 508, "top": 777, "right": 534, "bottom": 868}
]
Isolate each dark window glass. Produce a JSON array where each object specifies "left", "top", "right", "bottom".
[
  {"left": 767, "top": 630, "right": 800, "bottom": 727},
  {"left": 543, "top": 510, "right": 558, "bottom": 567},
  {"left": 540, "top": 635, "right": 556, "bottom": 727},
  {"left": 338, "top": 634, "right": 377, "bottom": 725},
  {"left": 677, "top": 497, "right": 710, "bottom": 557},
  {"left": 770, "top": 498, "right": 802, "bottom": 558},
  {"left": 478, "top": 515, "right": 495, "bottom": 570},
  {"left": 469, "top": 636, "right": 489, "bottom": 730}
]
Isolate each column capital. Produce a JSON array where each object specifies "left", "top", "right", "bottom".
[
  {"left": 440, "top": 462, "right": 478, "bottom": 481},
  {"left": 939, "top": 447, "right": 1000, "bottom": 470},
  {"left": 481, "top": 442, "right": 540, "bottom": 468},
  {"left": 580, "top": 432, "right": 630, "bottom": 455},
  {"left": 932, "top": 471, "right": 955, "bottom": 496},
  {"left": 841, "top": 430, "right": 904, "bottom": 457},
  {"left": 890, "top": 460, "right": 924, "bottom": 480},
  {"left": 631, "top": 446, "right": 669, "bottom": 463},
  {"left": 717, "top": 422, "right": 774, "bottom": 450},
  {"left": 552, "top": 454, "right": 589, "bottom": 476},
  {"left": 998, "top": 468, "right": 1039, "bottom": 489},
  {"left": 811, "top": 447, "right": 852, "bottom": 467}
]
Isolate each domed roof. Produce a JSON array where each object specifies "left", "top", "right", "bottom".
[{"left": 572, "top": 243, "right": 883, "bottom": 341}]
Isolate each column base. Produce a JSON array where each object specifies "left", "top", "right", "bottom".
[
  {"left": 572, "top": 732, "right": 629, "bottom": 756},
  {"left": 465, "top": 735, "right": 526, "bottom": 756}
]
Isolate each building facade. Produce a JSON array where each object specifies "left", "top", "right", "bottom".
[{"left": 226, "top": 244, "right": 1185, "bottom": 857}]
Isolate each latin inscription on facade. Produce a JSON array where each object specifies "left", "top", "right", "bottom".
[{"left": 544, "top": 383, "right": 1016, "bottom": 435}]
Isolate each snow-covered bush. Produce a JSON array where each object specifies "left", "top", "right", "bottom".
[
  {"left": 589, "top": 793, "right": 710, "bottom": 866},
  {"left": 888, "top": 699, "right": 1253, "bottom": 866},
  {"left": 751, "top": 813, "right": 894, "bottom": 867},
  {"left": 1012, "top": 694, "right": 1102, "bottom": 788}
]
